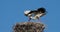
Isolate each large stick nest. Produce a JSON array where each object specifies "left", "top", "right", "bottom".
[{"left": 13, "top": 22, "right": 45, "bottom": 32}]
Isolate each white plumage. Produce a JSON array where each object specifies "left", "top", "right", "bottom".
[
  {"left": 24, "top": 7, "right": 47, "bottom": 21},
  {"left": 30, "top": 13, "right": 44, "bottom": 19},
  {"left": 24, "top": 10, "right": 30, "bottom": 14}
]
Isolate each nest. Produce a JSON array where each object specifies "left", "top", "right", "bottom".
[{"left": 13, "top": 22, "right": 45, "bottom": 32}]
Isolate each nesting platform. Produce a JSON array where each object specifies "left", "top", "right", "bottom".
[{"left": 13, "top": 22, "right": 45, "bottom": 32}]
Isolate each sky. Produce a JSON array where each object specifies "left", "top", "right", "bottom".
[{"left": 0, "top": 0, "right": 60, "bottom": 32}]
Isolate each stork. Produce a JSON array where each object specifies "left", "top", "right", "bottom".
[{"left": 24, "top": 7, "right": 47, "bottom": 21}]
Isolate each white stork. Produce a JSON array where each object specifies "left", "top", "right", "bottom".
[{"left": 24, "top": 7, "right": 47, "bottom": 21}]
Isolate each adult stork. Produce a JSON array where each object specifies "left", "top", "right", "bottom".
[{"left": 24, "top": 7, "right": 47, "bottom": 21}]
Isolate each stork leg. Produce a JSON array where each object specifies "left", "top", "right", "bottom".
[
  {"left": 38, "top": 18, "right": 40, "bottom": 22},
  {"left": 38, "top": 18, "right": 42, "bottom": 23},
  {"left": 28, "top": 18, "right": 31, "bottom": 21}
]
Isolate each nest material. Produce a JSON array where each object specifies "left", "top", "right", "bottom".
[{"left": 13, "top": 22, "right": 45, "bottom": 32}]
